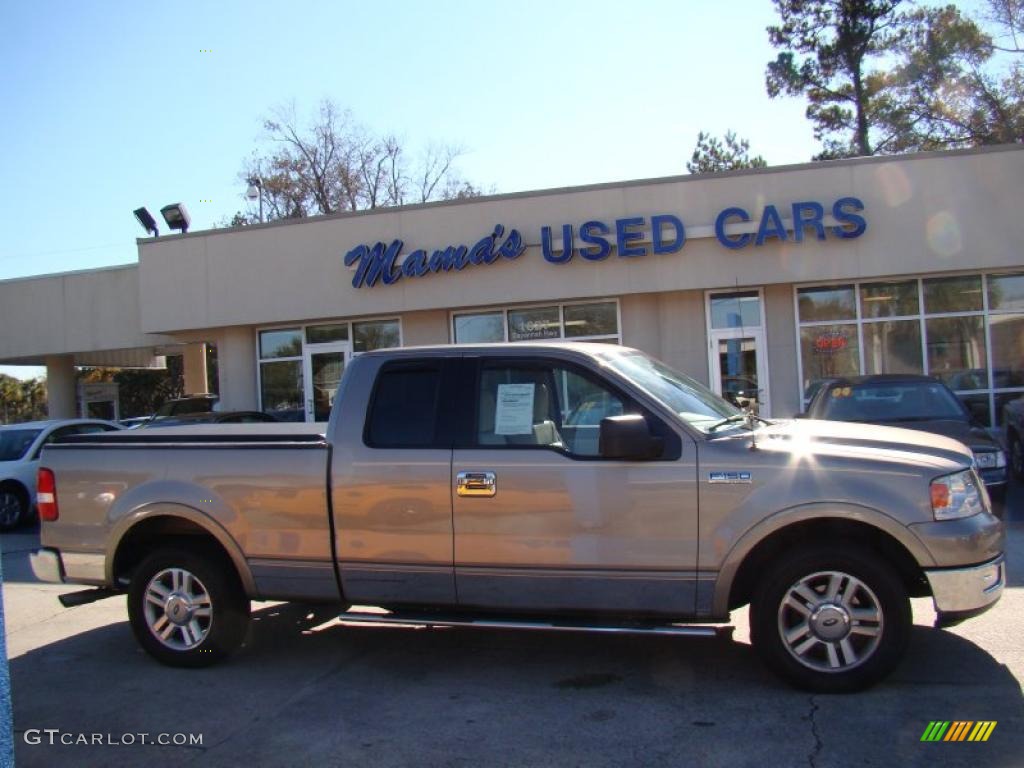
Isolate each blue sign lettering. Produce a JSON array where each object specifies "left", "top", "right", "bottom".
[
  {"left": 343, "top": 198, "right": 866, "bottom": 288},
  {"left": 344, "top": 226, "right": 525, "bottom": 289}
]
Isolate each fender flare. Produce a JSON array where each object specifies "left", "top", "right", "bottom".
[
  {"left": 106, "top": 503, "right": 257, "bottom": 597},
  {"left": 711, "top": 501, "right": 933, "bottom": 617}
]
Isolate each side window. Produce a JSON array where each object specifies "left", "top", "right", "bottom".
[
  {"left": 476, "top": 363, "right": 631, "bottom": 457},
  {"left": 366, "top": 365, "right": 442, "bottom": 447}
]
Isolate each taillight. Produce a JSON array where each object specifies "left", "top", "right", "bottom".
[{"left": 37, "top": 468, "right": 58, "bottom": 521}]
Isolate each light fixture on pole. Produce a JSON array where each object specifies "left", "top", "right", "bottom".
[
  {"left": 246, "top": 177, "right": 264, "bottom": 223},
  {"left": 133, "top": 207, "right": 159, "bottom": 237},
  {"left": 160, "top": 203, "right": 191, "bottom": 234}
]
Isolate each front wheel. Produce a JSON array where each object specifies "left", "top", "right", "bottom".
[
  {"left": 127, "top": 547, "right": 250, "bottom": 667},
  {"left": 750, "top": 546, "right": 911, "bottom": 693}
]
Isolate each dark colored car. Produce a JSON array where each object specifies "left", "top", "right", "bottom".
[
  {"left": 802, "top": 374, "right": 1007, "bottom": 501},
  {"left": 139, "top": 411, "right": 278, "bottom": 428}
]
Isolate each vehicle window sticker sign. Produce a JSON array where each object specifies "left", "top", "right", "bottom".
[
  {"left": 494, "top": 383, "right": 535, "bottom": 435},
  {"left": 709, "top": 471, "right": 752, "bottom": 484}
]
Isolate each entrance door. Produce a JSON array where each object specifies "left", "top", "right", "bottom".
[
  {"left": 303, "top": 343, "right": 349, "bottom": 422},
  {"left": 707, "top": 290, "right": 771, "bottom": 415}
]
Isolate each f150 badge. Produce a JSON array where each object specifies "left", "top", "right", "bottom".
[{"left": 709, "top": 471, "right": 752, "bottom": 484}]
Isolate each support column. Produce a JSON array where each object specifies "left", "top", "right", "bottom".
[
  {"left": 182, "top": 343, "right": 209, "bottom": 394},
  {"left": 215, "top": 328, "right": 258, "bottom": 411},
  {"left": 45, "top": 355, "right": 77, "bottom": 419}
]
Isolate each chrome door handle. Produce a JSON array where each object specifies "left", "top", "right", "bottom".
[{"left": 457, "top": 471, "right": 496, "bottom": 497}]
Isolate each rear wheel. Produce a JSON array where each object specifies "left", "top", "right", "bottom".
[
  {"left": 127, "top": 547, "right": 249, "bottom": 667},
  {"left": 750, "top": 546, "right": 911, "bottom": 693},
  {"left": 0, "top": 486, "right": 26, "bottom": 531}
]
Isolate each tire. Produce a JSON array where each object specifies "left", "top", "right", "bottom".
[
  {"left": 127, "top": 547, "right": 249, "bottom": 667},
  {"left": 750, "top": 545, "right": 911, "bottom": 693},
  {"left": 1009, "top": 430, "right": 1024, "bottom": 482},
  {"left": 0, "top": 486, "right": 26, "bottom": 531}
]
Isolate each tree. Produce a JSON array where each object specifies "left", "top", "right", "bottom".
[
  {"left": 687, "top": 131, "right": 768, "bottom": 173},
  {"left": 879, "top": 4, "right": 1022, "bottom": 151},
  {"left": 766, "top": 1, "right": 1022, "bottom": 159},
  {"left": 0, "top": 374, "right": 46, "bottom": 424},
  {"left": 766, "top": 0, "right": 913, "bottom": 159},
  {"left": 228, "top": 100, "right": 482, "bottom": 225}
]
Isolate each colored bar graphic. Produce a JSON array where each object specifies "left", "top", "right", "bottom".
[{"left": 921, "top": 721, "right": 996, "bottom": 742}]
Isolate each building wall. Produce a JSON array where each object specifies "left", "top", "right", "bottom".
[
  {"left": 764, "top": 284, "right": 800, "bottom": 417},
  {"left": 0, "top": 265, "right": 167, "bottom": 363},
  {"left": 136, "top": 147, "right": 1024, "bottom": 335}
]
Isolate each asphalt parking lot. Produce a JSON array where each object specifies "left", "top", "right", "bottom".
[{"left": 3, "top": 483, "right": 1024, "bottom": 768}]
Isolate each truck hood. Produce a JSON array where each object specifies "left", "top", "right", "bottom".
[{"left": 757, "top": 418, "right": 973, "bottom": 473}]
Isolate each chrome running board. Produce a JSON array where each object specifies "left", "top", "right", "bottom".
[{"left": 336, "top": 610, "right": 725, "bottom": 638}]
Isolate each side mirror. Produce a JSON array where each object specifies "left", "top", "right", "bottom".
[{"left": 599, "top": 414, "right": 663, "bottom": 460}]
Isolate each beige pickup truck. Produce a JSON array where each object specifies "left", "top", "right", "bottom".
[{"left": 31, "top": 343, "right": 1005, "bottom": 692}]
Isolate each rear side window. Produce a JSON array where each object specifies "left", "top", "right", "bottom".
[{"left": 366, "top": 365, "right": 442, "bottom": 447}]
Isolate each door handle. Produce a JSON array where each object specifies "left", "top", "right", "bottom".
[{"left": 457, "top": 471, "right": 496, "bottom": 497}]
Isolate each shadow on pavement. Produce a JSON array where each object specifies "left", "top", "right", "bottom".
[{"left": 9, "top": 601, "right": 1024, "bottom": 768}]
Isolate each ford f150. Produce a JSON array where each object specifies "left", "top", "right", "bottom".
[{"left": 30, "top": 343, "right": 1005, "bottom": 692}]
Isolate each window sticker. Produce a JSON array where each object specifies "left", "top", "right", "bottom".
[{"left": 494, "top": 383, "right": 535, "bottom": 435}]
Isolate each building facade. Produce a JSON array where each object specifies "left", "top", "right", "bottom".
[{"left": 1, "top": 145, "right": 1022, "bottom": 426}]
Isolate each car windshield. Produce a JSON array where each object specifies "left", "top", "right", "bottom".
[
  {"left": 816, "top": 381, "right": 968, "bottom": 422},
  {"left": 0, "top": 429, "right": 43, "bottom": 461},
  {"left": 603, "top": 351, "right": 742, "bottom": 433}
]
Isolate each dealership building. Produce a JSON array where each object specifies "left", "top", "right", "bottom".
[{"left": 1, "top": 144, "right": 1022, "bottom": 425}]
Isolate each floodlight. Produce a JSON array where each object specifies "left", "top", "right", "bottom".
[
  {"left": 133, "top": 207, "right": 159, "bottom": 237},
  {"left": 160, "top": 203, "right": 191, "bottom": 234}
]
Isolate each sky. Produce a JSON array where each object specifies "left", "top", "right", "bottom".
[{"left": 0, "top": 0, "right": 984, "bottom": 380}]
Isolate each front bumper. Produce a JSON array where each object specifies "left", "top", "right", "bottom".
[{"left": 926, "top": 555, "right": 1004, "bottom": 626}]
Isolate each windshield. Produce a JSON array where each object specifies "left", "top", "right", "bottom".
[
  {"left": 0, "top": 429, "right": 42, "bottom": 461},
  {"left": 816, "top": 381, "right": 968, "bottom": 422},
  {"left": 604, "top": 351, "right": 742, "bottom": 433}
]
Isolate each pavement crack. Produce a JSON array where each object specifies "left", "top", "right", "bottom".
[{"left": 806, "top": 695, "right": 823, "bottom": 768}]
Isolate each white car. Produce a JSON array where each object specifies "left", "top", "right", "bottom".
[{"left": 0, "top": 419, "right": 121, "bottom": 530}]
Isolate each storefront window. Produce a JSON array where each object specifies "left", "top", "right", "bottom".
[
  {"left": 710, "top": 291, "right": 761, "bottom": 329},
  {"left": 799, "top": 325, "right": 860, "bottom": 394},
  {"left": 925, "top": 316, "right": 988, "bottom": 388},
  {"left": 454, "top": 300, "right": 620, "bottom": 345},
  {"left": 862, "top": 320, "right": 922, "bottom": 375},
  {"left": 989, "top": 313, "right": 1024, "bottom": 388},
  {"left": 923, "top": 275, "right": 983, "bottom": 313},
  {"left": 259, "top": 329, "right": 302, "bottom": 359},
  {"left": 508, "top": 307, "right": 560, "bottom": 341},
  {"left": 797, "top": 285, "right": 856, "bottom": 322},
  {"left": 563, "top": 302, "right": 618, "bottom": 338},
  {"left": 258, "top": 317, "right": 402, "bottom": 421},
  {"left": 259, "top": 360, "right": 303, "bottom": 422},
  {"left": 797, "top": 273, "right": 1024, "bottom": 425},
  {"left": 306, "top": 323, "right": 349, "bottom": 344},
  {"left": 860, "top": 280, "right": 919, "bottom": 318},
  {"left": 353, "top": 319, "right": 400, "bottom": 352},
  {"left": 454, "top": 312, "right": 505, "bottom": 343},
  {"left": 988, "top": 272, "right": 1024, "bottom": 311}
]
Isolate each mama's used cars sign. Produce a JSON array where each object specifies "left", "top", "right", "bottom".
[{"left": 343, "top": 197, "right": 866, "bottom": 289}]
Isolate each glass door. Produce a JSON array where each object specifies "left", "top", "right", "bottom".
[
  {"left": 303, "top": 343, "right": 349, "bottom": 422},
  {"left": 707, "top": 290, "right": 771, "bottom": 415},
  {"left": 710, "top": 331, "right": 769, "bottom": 414}
]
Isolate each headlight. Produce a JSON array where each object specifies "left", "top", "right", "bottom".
[
  {"left": 930, "top": 469, "right": 987, "bottom": 521},
  {"left": 973, "top": 450, "right": 1007, "bottom": 469}
]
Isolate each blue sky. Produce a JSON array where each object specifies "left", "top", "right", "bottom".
[{"left": 0, "top": 0, "right": 983, "bottom": 379}]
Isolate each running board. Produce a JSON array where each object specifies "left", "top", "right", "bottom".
[
  {"left": 336, "top": 610, "right": 727, "bottom": 638},
  {"left": 58, "top": 587, "right": 120, "bottom": 608}
]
